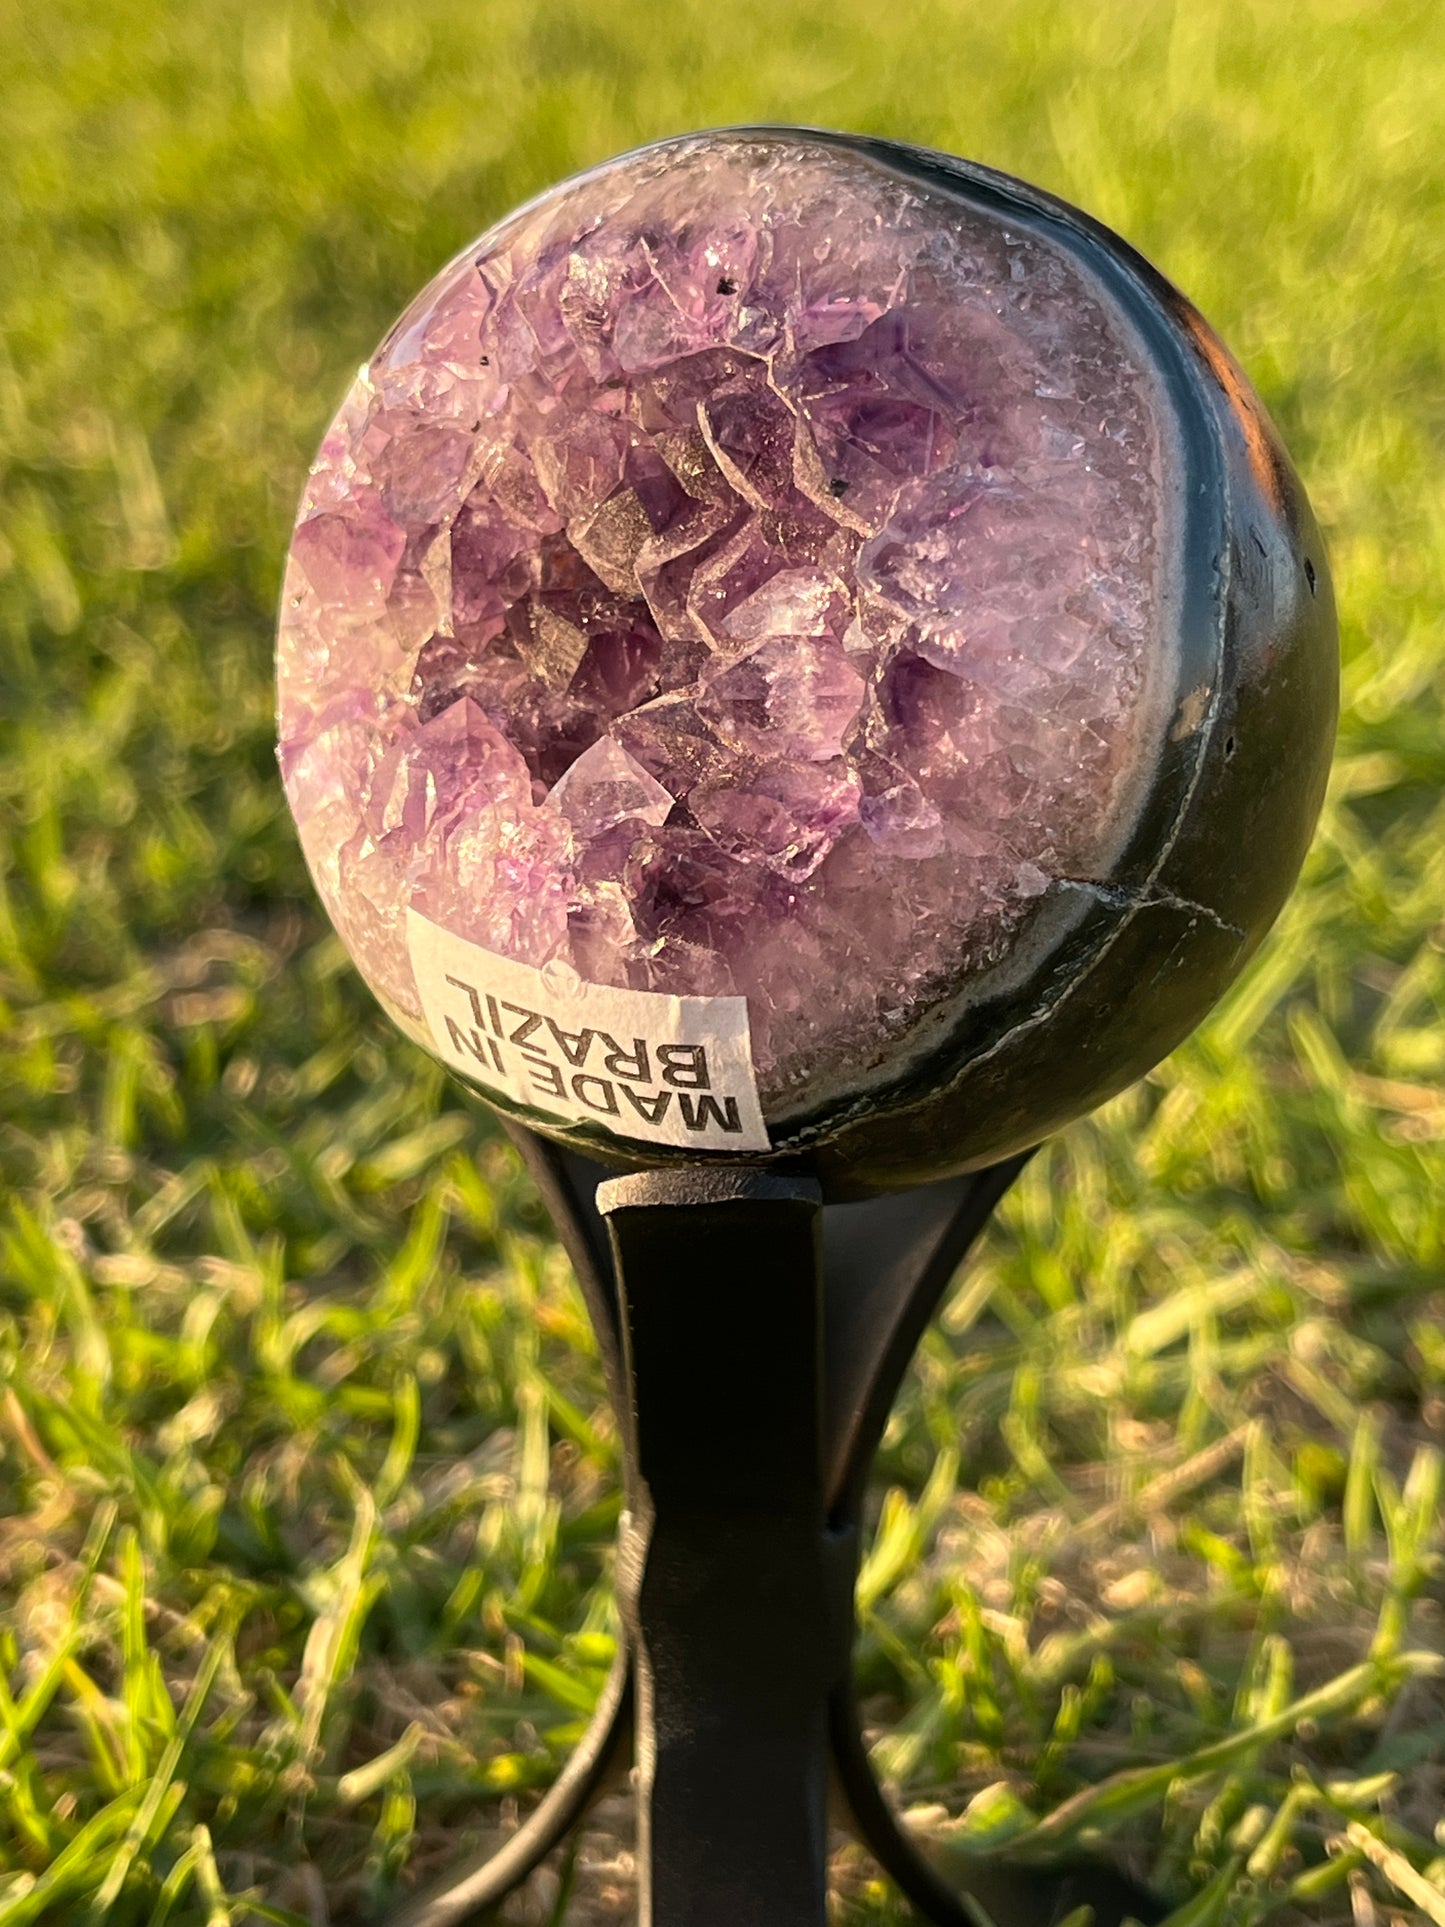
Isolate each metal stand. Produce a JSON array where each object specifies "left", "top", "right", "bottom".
[{"left": 393, "top": 1131, "right": 1162, "bottom": 1927}]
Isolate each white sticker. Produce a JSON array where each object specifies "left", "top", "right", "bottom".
[{"left": 406, "top": 908, "right": 770, "bottom": 1153}]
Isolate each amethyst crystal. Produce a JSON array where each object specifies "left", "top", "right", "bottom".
[{"left": 277, "top": 131, "right": 1178, "bottom": 1126}]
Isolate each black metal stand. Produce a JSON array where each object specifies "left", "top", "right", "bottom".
[{"left": 391, "top": 1132, "right": 1162, "bottom": 1927}]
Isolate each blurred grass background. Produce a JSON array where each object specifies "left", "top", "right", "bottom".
[{"left": 2, "top": 0, "right": 1445, "bottom": 1921}]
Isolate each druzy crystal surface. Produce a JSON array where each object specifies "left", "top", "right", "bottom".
[{"left": 277, "top": 133, "right": 1172, "bottom": 1119}]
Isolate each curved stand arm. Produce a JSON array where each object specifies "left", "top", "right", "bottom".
[
  {"left": 388, "top": 1651, "right": 632, "bottom": 1927},
  {"left": 829, "top": 1680, "right": 1162, "bottom": 1927}
]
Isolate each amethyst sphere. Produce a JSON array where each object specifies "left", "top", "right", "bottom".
[{"left": 277, "top": 129, "right": 1336, "bottom": 1195}]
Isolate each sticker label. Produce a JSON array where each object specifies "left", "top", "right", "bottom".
[{"left": 406, "top": 908, "right": 770, "bottom": 1153}]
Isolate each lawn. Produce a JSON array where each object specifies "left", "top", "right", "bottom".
[{"left": 2, "top": 0, "right": 1445, "bottom": 1921}]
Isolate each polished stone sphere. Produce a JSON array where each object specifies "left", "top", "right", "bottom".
[{"left": 277, "top": 128, "right": 1336, "bottom": 1195}]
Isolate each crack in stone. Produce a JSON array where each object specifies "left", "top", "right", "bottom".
[{"left": 1053, "top": 874, "right": 1245, "bottom": 939}]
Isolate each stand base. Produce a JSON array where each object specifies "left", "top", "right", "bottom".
[
  {"left": 388, "top": 1136, "right": 1164, "bottom": 1927},
  {"left": 391, "top": 1650, "right": 1159, "bottom": 1927}
]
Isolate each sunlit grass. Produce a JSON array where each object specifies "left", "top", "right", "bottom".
[{"left": 1, "top": 0, "right": 1444, "bottom": 1920}]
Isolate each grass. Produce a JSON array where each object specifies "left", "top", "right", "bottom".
[{"left": 1, "top": 0, "right": 1444, "bottom": 1919}]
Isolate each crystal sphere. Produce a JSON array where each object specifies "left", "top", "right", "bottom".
[{"left": 276, "top": 129, "right": 1336, "bottom": 1195}]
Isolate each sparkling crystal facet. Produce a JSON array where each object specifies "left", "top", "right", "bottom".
[{"left": 277, "top": 134, "right": 1171, "bottom": 1117}]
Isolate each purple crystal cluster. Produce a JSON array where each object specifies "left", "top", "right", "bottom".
[{"left": 278, "top": 134, "right": 1170, "bottom": 1117}]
